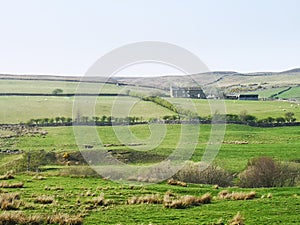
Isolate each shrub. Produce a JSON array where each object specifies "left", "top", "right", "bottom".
[
  {"left": 173, "top": 161, "right": 233, "bottom": 187},
  {"left": 238, "top": 157, "right": 300, "bottom": 187}
]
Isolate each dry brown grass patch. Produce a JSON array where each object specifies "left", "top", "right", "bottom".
[
  {"left": 218, "top": 190, "right": 256, "bottom": 200},
  {"left": 34, "top": 195, "right": 55, "bottom": 204},
  {"left": 167, "top": 178, "right": 187, "bottom": 187},
  {"left": 0, "top": 182, "right": 24, "bottom": 188},
  {"left": 163, "top": 192, "right": 212, "bottom": 209},
  {"left": 0, "top": 212, "right": 83, "bottom": 225},
  {"left": 229, "top": 212, "right": 245, "bottom": 225},
  {"left": 85, "top": 193, "right": 112, "bottom": 207},
  {"left": 32, "top": 175, "right": 46, "bottom": 180},
  {"left": 45, "top": 186, "right": 64, "bottom": 191},
  {"left": 127, "top": 194, "right": 162, "bottom": 205},
  {"left": 0, "top": 171, "right": 14, "bottom": 180},
  {"left": 0, "top": 192, "right": 22, "bottom": 210}
]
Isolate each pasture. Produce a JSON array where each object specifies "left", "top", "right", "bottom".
[
  {"left": 1, "top": 124, "right": 299, "bottom": 173},
  {"left": 0, "top": 77, "right": 299, "bottom": 224},
  {"left": 0, "top": 174, "right": 298, "bottom": 224},
  {"left": 0, "top": 96, "right": 299, "bottom": 124}
]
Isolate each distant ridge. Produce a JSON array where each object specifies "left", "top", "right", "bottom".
[{"left": 279, "top": 68, "right": 300, "bottom": 74}]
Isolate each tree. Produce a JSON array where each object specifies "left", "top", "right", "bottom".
[
  {"left": 66, "top": 118, "right": 72, "bottom": 124},
  {"left": 60, "top": 116, "right": 66, "bottom": 124},
  {"left": 55, "top": 117, "right": 61, "bottom": 124},
  {"left": 43, "top": 118, "right": 49, "bottom": 125},
  {"left": 285, "top": 112, "right": 296, "bottom": 123},
  {"left": 52, "top": 88, "right": 63, "bottom": 95},
  {"left": 92, "top": 116, "right": 100, "bottom": 124},
  {"left": 275, "top": 117, "right": 285, "bottom": 123},
  {"left": 266, "top": 116, "right": 275, "bottom": 124},
  {"left": 239, "top": 110, "right": 257, "bottom": 124},
  {"left": 101, "top": 115, "right": 107, "bottom": 123}
]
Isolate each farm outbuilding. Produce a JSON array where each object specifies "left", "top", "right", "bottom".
[{"left": 238, "top": 94, "right": 259, "bottom": 100}]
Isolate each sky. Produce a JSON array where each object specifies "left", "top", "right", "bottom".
[{"left": 0, "top": 0, "right": 299, "bottom": 76}]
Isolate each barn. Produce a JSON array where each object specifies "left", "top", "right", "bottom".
[{"left": 239, "top": 94, "right": 259, "bottom": 100}]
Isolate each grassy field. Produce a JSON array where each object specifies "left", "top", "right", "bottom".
[
  {"left": 1, "top": 96, "right": 299, "bottom": 124},
  {"left": 0, "top": 79, "right": 166, "bottom": 95},
  {"left": 0, "top": 77, "right": 299, "bottom": 224},
  {"left": 0, "top": 174, "right": 298, "bottom": 224},
  {"left": 277, "top": 86, "right": 300, "bottom": 100},
  {"left": 1, "top": 124, "right": 299, "bottom": 173},
  {"left": 0, "top": 96, "right": 175, "bottom": 124},
  {"left": 166, "top": 98, "right": 300, "bottom": 120},
  {"left": 243, "top": 86, "right": 300, "bottom": 100},
  {"left": 242, "top": 87, "right": 288, "bottom": 98}
]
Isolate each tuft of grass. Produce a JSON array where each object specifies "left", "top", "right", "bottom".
[
  {"left": 44, "top": 186, "right": 64, "bottom": 191},
  {"left": 167, "top": 178, "right": 187, "bottom": 187},
  {"left": 127, "top": 194, "right": 162, "bottom": 205},
  {"left": 218, "top": 190, "right": 256, "bottom": 200},
  {"left": 85, "top": 193, "right": 111, "bottom": 207},
  {"left": 49, "top": 213, "right": 83, "bottom": 225},
  {"left": 163, "top": 192, "right": 212, "bottom": 209},
  {"left": 34, "top": 195, "right": 55, "bottom": 204},
  {"left": 0, "top": 181, "right": 24, "bottom": 188},
  {"left": 0, "top": 171, "right": 15, "bottom": 180},
  {"left": 0, "top": 212, "right": 83, "bottom": 225},
  {"left": 229, "top": 212, "right": 245, "bottom": 225},
  {"left": 32, "top": 175, "right": 46, "bottom": 180},
  {"left": 0, "top": 192, "right": 22, "bottom": 210}
]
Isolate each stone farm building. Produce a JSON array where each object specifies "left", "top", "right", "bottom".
[{"left": 170, "top": 86, "right": 206, "bottom": 99}]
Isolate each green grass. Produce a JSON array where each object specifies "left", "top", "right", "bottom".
[
  {"left": 165, "top": 98, "right": 300, "bottom": 120},
  {"left": 1, "top": 96, "right": 299, "bottom": 124},
  {"left": 277, "top": 86, "right": 300, "bottom": 100},
  {"left": 0, "top": 174, "right": 298, "bottom": 224},
  {"left": 0, "top": 79, "right": 119, "bottom": 94},
  {"left": 0, "top": 79, "right": 166, "bottom": 95},
  {"left": 1, "top": 124, "right": 299, "bottom": 173},
  {"left": 242, "top": 87, "right": 288, "bottom": 98},
  {"left": 0, "top": 96, "right": 175, "bottom": 123}
]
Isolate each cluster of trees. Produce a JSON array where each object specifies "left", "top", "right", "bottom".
[
  {"left": 226, "top": 111, "right": 297, "bottom": 125},
  {"left": 26, "top": 111, "right": 297, "bottom": 127},
  {"left": 27, "top": 117, "right": 72, "bottom": 126},
  {"left": 26, "top": 116, "right": 147, "bottom": 126}
]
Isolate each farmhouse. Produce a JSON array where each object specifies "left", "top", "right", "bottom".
[{"left": 170, "top": 86, "right": 206, "bottom": 99}]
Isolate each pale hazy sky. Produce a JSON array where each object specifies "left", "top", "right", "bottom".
[{"left": 0, "top": 0, "right": 299, "bottom": 75}]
